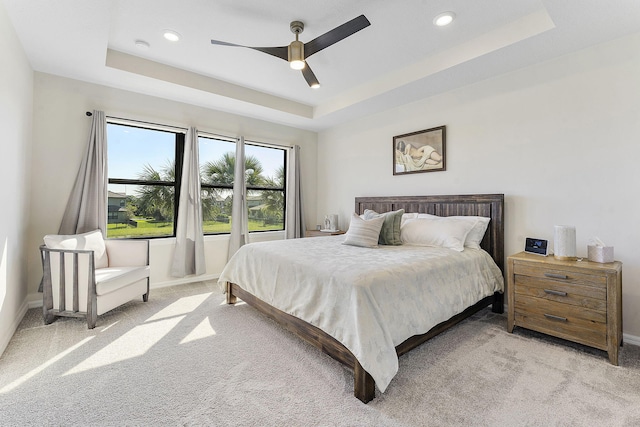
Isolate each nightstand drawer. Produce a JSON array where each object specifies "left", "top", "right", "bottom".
[
  {"left": 513, "top": 312, "right": 607, "bottom": 350},
  {"left": 514, "top": 296, "right": 607, "bottom": 349},
  {"left": 513, "top": 263, "right": 607, "bottom": 288},
  {"left": 513, "top": 275, "right": 606, "bottom": 311},
  {"left": 514, "top": 295, "right": 606, "bottom": 326}
]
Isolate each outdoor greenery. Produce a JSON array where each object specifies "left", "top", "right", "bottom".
[
  {"left": 108, "top": 151, "right": 284, "bottom": 238},
  {"left": 107, "top": 219, "right": 282, "bottom": 238}
]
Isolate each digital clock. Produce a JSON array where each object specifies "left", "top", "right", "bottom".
[{"left": 525, "top": 237, "right": 549, "bottom": 256}]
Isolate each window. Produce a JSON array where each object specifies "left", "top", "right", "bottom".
[
  {"left": 199, "top": 136, "right": 286, "bottom": 234},
  {"left": 107, "top": 121, "right": 286, "bottom": 238},
  {"left": 106, "top": 122, "right": 184, "bottom": 238}
]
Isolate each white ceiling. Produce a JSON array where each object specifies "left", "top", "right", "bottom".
[{"left": 4, "top": 0, "right": 640, "bottom": 131}]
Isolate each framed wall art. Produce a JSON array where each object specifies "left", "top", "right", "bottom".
[{"left": 393, "top": 125, "right": 446, "bottom": 175}]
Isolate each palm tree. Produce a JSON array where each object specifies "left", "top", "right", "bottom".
[
  {"left": 135, "top": 161, "right": 175, "bottom": 221},
  {"left": 202, "top": 152, "right": 266, "bottom": 218},
  {"left": 202, "top": 152, "right": 265, "bottom": 187},
  {"left": 134, "top": 159, "right": 220, "bottom": 223},
  {"left": 261, "top": 165, "right": 285, "bottom": 220},
  {"left": 133, "top": 152, "right": 269, "bottom": 224}
]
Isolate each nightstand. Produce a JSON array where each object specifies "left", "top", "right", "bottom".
[
  {"left": 305, "top": 230, "right": 345, "bottom": 238},
  {"left": 507, "top": 251, "right": 622, "bottom": 365}
]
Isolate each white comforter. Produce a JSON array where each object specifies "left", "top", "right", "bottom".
[{"left": 218, "top": 235, "right": 504, "bottom": 392}]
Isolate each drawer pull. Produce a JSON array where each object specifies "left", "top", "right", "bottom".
[
  {"left": 544, "top": 289, "right": 567, "bottom": 297},
  {"left": 544, "top": 273, "right": 568, "bottom": 280},
  {"left": 544, "top": 313, "right": 568, "bottom": 322}
]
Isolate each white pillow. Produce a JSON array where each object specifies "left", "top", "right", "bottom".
[
  {"left": 401, "top": 212, "right": 418, "bottom": 226},
  {"left": 343, "top": 213, "right": 386, "bottom": 248},
  {"left": 401, "top": 217, "right": 476, "bottom": 252},
  {"left": 44, "top": 229, "right": 109, "bottom": 269},
  {"left": 416, "top": 214, "right": 490, "bottom": 249}
]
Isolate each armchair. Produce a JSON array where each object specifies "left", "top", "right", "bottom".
[{"left": 40, "top": 230, "right": 150, "bottom": 329}]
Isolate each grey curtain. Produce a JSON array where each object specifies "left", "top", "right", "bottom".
[
  {"left": 58, "top": 110, "right": 108, "bottom": 236},
  {"left": 171, "top": 127, "right": 205, "bottom": 277},
  {"left": 41, "top": 110, "right": 107, "bottom": 292},
  {"left": 285, "top": 145, "right": 305, "bottom": 239},
  {"left": 228, "top": 137, "right": 249, "bottom": 260}
]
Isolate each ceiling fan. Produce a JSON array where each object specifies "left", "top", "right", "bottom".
[{"left": 210, "top": 15, "right": 371, "bottom": 88}]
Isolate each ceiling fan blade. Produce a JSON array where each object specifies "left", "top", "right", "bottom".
[
  {"left": 211, "top": 39, "right": 288, "bottom": 61},
  {"left": 304, "top": 15, "right": 370, "bottom": 58},
  {"left": 301, "top": 64, "right": 320, "bottom": 88}
]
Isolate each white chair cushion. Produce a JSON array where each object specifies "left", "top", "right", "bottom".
[
  {"left": 44, "top": 229, "right": 109, "bottom": 269},
  {"left": 95, "top": 266, "right": 150, "bottom": 296}
]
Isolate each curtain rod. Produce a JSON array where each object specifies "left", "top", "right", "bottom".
[
  {"left": 86, "top": 111, "right": 293, "bottom": 149},
  {"left": 86, "top": 111, "right": 188, "bottom": 132}
]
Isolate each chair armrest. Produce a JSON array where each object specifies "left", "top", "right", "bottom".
[
  {"left": 40, "top": 245, "right": 95, "bottom": 273},
  {"left": 40, "top": 245, "right": 95, "bottom": 256},
  {"left": 105, "top": 239, "right": 149, "bottom": 267},
  {"left": 40, "top": 244, "right": 97, "bottom": 318},
  {"left": 40, "top": 245, "right": 97, "bottom": 272}
]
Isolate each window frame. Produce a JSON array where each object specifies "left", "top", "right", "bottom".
[
  {"left": 106, "top": 120, "right": 288, "bottom": 239},
  {"left": 198, "top": 135, "right": 288, "bottom": 235},
  {"left": 106, "top": 121, "right": 185, "bottom": 239}
]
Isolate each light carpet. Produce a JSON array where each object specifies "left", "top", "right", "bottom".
[{"left": 1, "top": 281, "right": 639, "bottom": 426}]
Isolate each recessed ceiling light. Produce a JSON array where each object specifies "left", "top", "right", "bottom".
[
  {"left": 134, "top": 40, "right": 150, "bottom": 50},
  {"left": 433, "top": 12, "right": 456, "bottom": 27},
  {"left": 163, "top": 30, "right": 181, "bottom": 42}
]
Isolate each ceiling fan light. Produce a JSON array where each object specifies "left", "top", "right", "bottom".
[
  {"left": 433, "top": 12, "right": 456, "bottom": 27},
  {"left": 288, "top": 40, "right": 305, "bottom": 69}
]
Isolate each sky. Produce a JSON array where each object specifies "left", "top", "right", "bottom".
[{"left": 107, "top": 123, "right": 285, "bottom": 195}]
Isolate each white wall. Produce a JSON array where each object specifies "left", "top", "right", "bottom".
[
  {"left": 317, "top": 33, "right": 640, "bottom": 338},
  {"left": 0, "top": 3, "right": 33, "bottom": 354},
  {"left": 26, "top": 74, "right": 317, "bottom": 301}
]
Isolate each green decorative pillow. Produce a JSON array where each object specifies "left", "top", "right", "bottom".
[{"left": 363, "top": 209, "right": 405, "bottom": 245}]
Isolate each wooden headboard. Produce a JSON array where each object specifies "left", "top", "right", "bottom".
[{"left": 355, "top": 194, "right": 505, "bottom": 273}]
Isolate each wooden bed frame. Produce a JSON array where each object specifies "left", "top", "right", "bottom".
[{"left": 225, "top": 194, "right": 505, "bottom": 403}]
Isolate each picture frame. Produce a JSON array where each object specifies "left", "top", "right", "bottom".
[{"left": 393, "top": 125, "right": 446, "bottom": 175}]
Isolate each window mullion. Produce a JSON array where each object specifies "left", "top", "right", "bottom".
[{"left": 173, "top": 132, "right": 186, "bottom": 237}]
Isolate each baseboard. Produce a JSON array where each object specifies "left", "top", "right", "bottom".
[
  {"left": 623, "top": 333, "right": 640, "bottom": 347},
  {"left": 27, "top": 292, "right": 42, "bottom": 308},
  {"left": 0, "top": 298, "right": 29, "bottom": 357},
  {"left": 151, "top": 273, "right": 219, "bottom": 290}
]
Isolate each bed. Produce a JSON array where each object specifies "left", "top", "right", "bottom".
[{"left": 219, "top": 194, "right": 505, "bottom": 403}]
